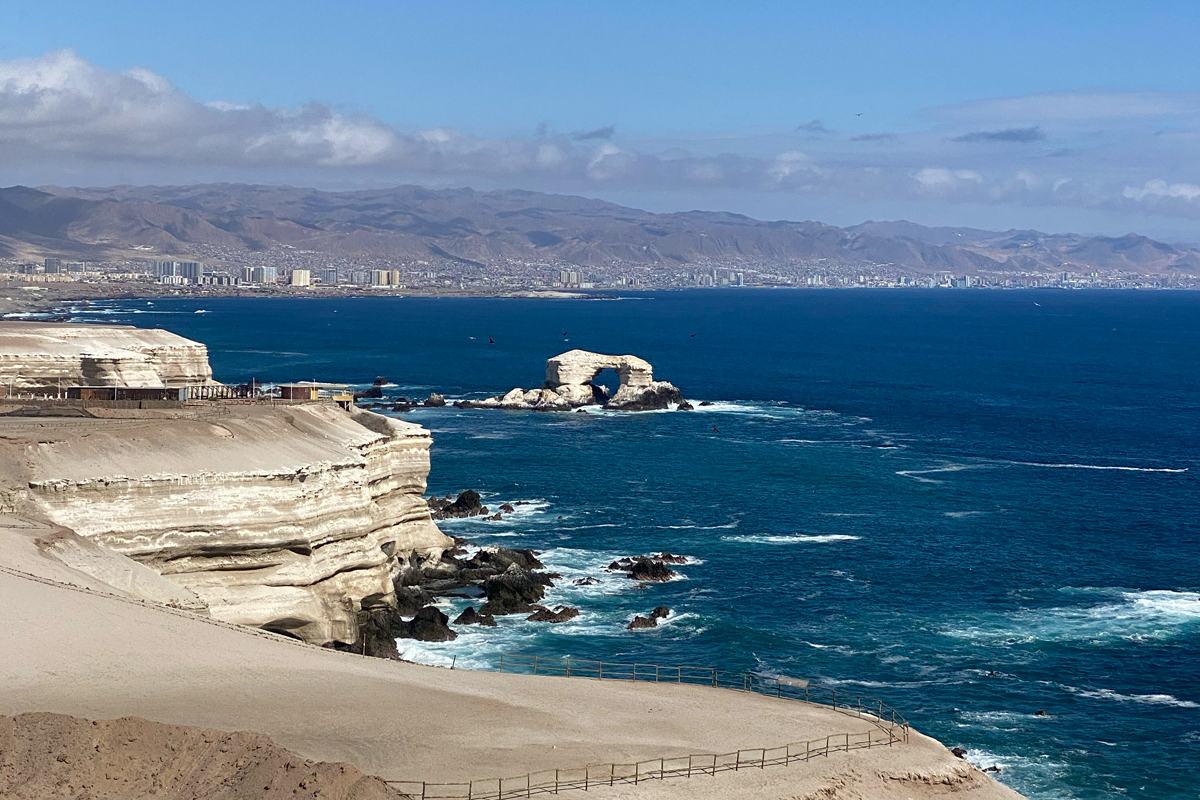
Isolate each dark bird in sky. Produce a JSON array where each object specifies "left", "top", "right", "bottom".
[
  {"left": 488, "top": 336, "right": 495, "bottom": 344},
  {"left": 855, "top": 113, "right": 863, "bottom": 116}
]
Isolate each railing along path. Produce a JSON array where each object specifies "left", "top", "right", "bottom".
[{"left": 387, "top": 654, "right": 909, "bottom": 800}]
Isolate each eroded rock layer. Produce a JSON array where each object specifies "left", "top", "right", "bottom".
[
  {"left": 8, "top": 404, "right": 452, "bottom": 644},
  {"left": 0, "top": 321, "right": 214, "bottom": 390}
]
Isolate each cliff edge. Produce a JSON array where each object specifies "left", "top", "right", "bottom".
[
  {"left": 0, "top": 321, "right": 214, "bottom": 391},
  {"left": 0, "top": 403, "right": 452, "bottom": 645}
]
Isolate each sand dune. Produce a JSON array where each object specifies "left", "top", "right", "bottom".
[{"left": 0, "top": 535, "right": 1025, "bottom": 799}]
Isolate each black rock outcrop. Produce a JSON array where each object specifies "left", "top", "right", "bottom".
[{"left": 479, "top": 563, "right": 548, "bottom": 615}]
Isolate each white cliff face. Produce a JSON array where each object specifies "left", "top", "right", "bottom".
[
  {"left": 12, "top": 404, "right": 452, "bottom": 644},
  {"left": 462, "top": 349, "right": 684, "bottom": 411},
  {"left": 0, "top": 322, "right": 214, "bottom": 390}
]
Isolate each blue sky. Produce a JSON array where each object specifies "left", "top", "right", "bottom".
[{"left": 5, "top": 1, "right": 1200, "bottom": 237}]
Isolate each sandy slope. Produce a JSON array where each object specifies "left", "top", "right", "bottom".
[
  {"left": 0, "top": 542, "right": 1025, "bottom": 799},
  {"left": 0, "top": 712, "right": 403, "bottom": 800}
]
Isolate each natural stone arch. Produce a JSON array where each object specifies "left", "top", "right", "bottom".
[
  {"left": 458, "top": 349, "right": 685, "bottom": 411},
  {"left": 543, "top": 350, "right": 654, "bottom": 406}
]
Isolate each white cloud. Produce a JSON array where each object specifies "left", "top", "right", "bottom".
[
  {"left": 8, "top": 51, "right": 1200, "bottom": 227},
  {"left": 1123, "top": 179, "right": 1200, "bottom": 202},
  {"left": 914, "top": 167, "right": 983, "bottom": 192}
]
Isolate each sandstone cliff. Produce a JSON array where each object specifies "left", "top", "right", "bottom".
[
  {"left": 0, "top": 321, "right": 214, "bottom": 391},
  {"left": 3, "top": 403, "right": 452, "bottom": 645}
]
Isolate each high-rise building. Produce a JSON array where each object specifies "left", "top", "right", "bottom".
[
  {"left": 250, "top": 266, "right": 278, "bottom": 284},
  {"left": 320, "top": 268, "right": 338, "bottom": 285},
  {"left": 389, "top": 270, "right": 402, "bottom": 286},
  {"left": 350, "top": 271, "right": 371, "bottom": 286},
  {"left": 155, "top": 260, "right": 180, "bottom": 277},
  {"left": 289, "top": 269, "right": 311, "bottom": 287},
  {"left": 371, "top": 270, "right": 390, "bottom": 286},
  {"left": 44, "top": 258, "right": 62, "bottom": 274},
  {"left": 180, "top": 261, "right": 202, "bottom": 282}
]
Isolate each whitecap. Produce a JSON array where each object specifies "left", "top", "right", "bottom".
[
  {"left": 1006, "top": 460, "right": 1188, "bottom": 474},
  {"left": 944, "top": 589, "right": 1200, "bottom": 646},
  {"left": 896, "top": 464, "right": 991, "bottom": 484},
  {"left": 659, "top": 520, "right": 739, "bottom": 530},
  {"left": 1070, "top": 687, "right": 1200, "bottom": 708},
  {"left": 722, "top": 533, "right": 861, "bottom": 545}
]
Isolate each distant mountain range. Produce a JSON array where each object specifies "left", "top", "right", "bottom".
[{"left": 0, "top": 183, "right": 1196, "bottom": 275}]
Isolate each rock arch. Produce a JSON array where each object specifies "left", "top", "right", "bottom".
[
  {"left": 543, "top": 350, "right": 655, "bottom": 406},
  {"left": 457, "top": 349, "right": 685, "bottom": 411}
]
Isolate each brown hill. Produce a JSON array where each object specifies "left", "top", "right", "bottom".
[{"left": 0, "top": 183, "right": 1194, "bottom": 274}]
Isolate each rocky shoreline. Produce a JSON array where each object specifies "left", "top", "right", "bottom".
[{"left": 347, "top": 491, "right": 687, "bottom": 659}]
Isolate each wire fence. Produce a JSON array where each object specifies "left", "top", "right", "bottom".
[{"left": 386, "top": 654, "right": 909, "bottom": 800}]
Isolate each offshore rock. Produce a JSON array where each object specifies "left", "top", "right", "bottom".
[
  {"left": 479, "top": 563, "right": 547, "bottom": 615},
  {"left": 400, "top": 606, "right": 457, "bottom": 642},
  {"left": 354, "top": 377, "right": 388, "bottom": 400},
  {"left": 424, "top": 393, "right": 447, "bottom": 407},
  {"left": 605, "top": 382, "right": 684, "bottom": 411},
  {"left": 428, "top": 490, "right": 488, "bottom": 520},
  {"left": 527, "top": 605, "right": 579, "bottom": 623},
  {"left": 453, "top": 606, "right": 497, "bottom": 627},
  {"left": 456, "top": 349, "right": 686, "bottom": 412},
  {"left": 627, "top": 606, "right": 670, "bottom": 631},
  {"left": 630, "top": 559, "right": 676, "bottom": 581}
]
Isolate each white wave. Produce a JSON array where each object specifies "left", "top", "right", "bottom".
[
  {"left": 1071, "top": 687, "right": 1200, "bottom": 708},
  {"left": 555, "top": 523, "right": 621, "bottom": 531},
  {"left": 945, "top": 589, "right": 1200, "bottom": 646},
  {"left": 722, "top": 533, "right": 861, "bottom": 544},
  {"left": 1007, "top": 460, "right": 1188, "bottom": 474},
  {"left": 960, "top": 747, "right": 1070, "bottom": 785},
  {"left": 194, "top": 309, "right": 210, "bottom": 314},
  {"left": 659, "top": 520, "right": 739, "bottom": 530},
  {"left": 959, "top": 710, "right": 1047, "bottom": 725},
  {"left": 944, "top": 511, "right": 987, "bottom": 519},
  {"left": 896, "top": 464, "right": 991, "bottom": 484}
]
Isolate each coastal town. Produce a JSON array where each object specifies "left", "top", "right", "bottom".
[{"left": 3, "top": 253, "right": 1196, "bottom": 297}]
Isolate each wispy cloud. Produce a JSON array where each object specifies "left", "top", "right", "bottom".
[
  {"left": 796, "top": 119, "right": 830, "bottom": 134},
  {"left": 571, "top": 124, "right": 616, "bottom": 141},
  {"left": 950, "top": 126, "right": 1046, "bottom": 143}
]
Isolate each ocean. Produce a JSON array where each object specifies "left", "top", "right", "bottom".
[{"left": 54, "top": 289, "right": 1200, "bottom": 800}]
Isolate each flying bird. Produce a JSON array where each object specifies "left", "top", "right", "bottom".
[
  {"left": 711, "top": 424, "right": 720, "bottom": 433},
  {"left": 488, "top": 336, "right": 495, "bottom": 344},
  {"left": 689, "top": 333, "right": 697, "bottom": 338},
  {"left": 562, "top": 331, "right": 568, "bottom": 336},
  {"left": 855, "top": 113, "right": 863, "bottom": 116}
]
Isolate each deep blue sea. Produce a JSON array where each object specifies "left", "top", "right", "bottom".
[{"left": 58, "top": 290, "right": 1200, "bottom": 800}]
